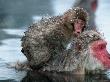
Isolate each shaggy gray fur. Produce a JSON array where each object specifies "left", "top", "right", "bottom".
[{"left": 21, "top": 8, "right": 103, "bottom": 73}]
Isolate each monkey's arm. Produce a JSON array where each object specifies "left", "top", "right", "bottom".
[{"left": 21, "top": 23, "right": 52, "bottom": 67}]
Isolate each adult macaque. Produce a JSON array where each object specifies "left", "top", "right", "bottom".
[
  {"left": 21, "top": 7, "right": 88, "bottom": 69},
  {"left": 40, "top": 31, "right": 110, "bottom": 74},
  {"left": 21, "top": 29, "right": 110, "bottom": 74}
]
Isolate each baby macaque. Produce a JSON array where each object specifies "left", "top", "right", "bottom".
[
  {"left": 73, "top": 0, "right": 98, "bottom": 30},
  {"left": 21, "top": 7, "right": 88, "bottom": 69}
]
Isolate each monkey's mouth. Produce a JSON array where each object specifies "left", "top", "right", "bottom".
[{"left": 71, "top": 23, "right": 82, "bottom": 34}]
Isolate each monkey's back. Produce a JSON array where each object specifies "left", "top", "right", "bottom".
[{"left": 21, "top": 16, "right": 72, "bottom": 69}]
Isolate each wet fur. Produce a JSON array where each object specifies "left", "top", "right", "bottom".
[
  {"left": 21, "top": 8, "right": 88, "bottom": 69},
  {"left": 22, "top": 29, "right": 105, "bottom": 74}
]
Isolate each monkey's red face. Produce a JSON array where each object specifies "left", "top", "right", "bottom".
[
  {"left": 73, "top": 19, "right": 85, "bottom": 36},
  {"left": 90, "top": 40, "right": 110, "bottom": 69}
]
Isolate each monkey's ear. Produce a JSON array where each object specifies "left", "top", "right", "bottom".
[{"left": 62, "top": 14, "right": 68, "bottom": 23}]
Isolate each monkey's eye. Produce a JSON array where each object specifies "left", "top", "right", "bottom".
[
  {"left": 71, "top": 23, "right": 74, "bottom": 27},
  {"left": 74, "top": 19, "right": 85, "bottom": 26},
  {"left": 92, "top": 44, "right": 106, "bottom": 51},
  {"left": 71, "top": 23, "right": 74, "bottom": 25}
]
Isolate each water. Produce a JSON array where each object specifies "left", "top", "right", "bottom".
[
  {"left": 0, "top": 0, "right": 110, "bottom": 82},
  {"left": 0, "top": 29, "right": 27, "bottom": 82}
]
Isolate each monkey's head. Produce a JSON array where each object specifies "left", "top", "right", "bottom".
[
  {"left": 62, "top": 7, "right": 89, "bottom": 35},
  {"left": 74, "top": 31, "right": 110, "bottom": 73}
]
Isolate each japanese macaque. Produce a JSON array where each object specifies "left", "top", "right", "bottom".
[
  {"left": 21, "top": 29, "right": 110, "bottom": 74},
  {"left": 21, "top": 7, "right": 88, "bottom": 69},
  {"left": 39, "top": 31, "right": 110, "bottom": 74}
]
